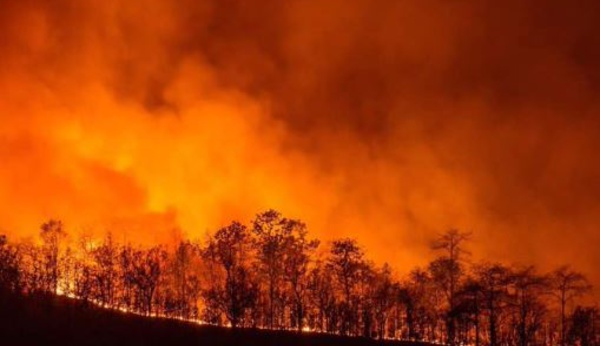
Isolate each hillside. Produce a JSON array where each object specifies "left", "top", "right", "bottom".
[{"left": 0, "top": 292, "right": 429, "bottom": 346}]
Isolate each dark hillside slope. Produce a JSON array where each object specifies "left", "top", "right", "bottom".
[{"left": 0, "top": 293, "right": 431, "bottom": 346}]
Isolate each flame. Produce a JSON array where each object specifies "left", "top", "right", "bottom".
[{"left": 0, "top": 0, "right": 599, "bottom": 284}]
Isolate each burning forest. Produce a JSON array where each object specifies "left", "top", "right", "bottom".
[
  {"left": 1, "top": 0, "right": 600, "bottom": 345},
  {"left": 0, "top": 215, "right": 597, "bottom": 345}
]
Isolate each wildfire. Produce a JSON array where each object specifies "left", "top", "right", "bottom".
[
  {"left": 0, "top": 1, "right": 598, "bottom": 286},
  {"left": 1, "top": 219, "right": 597, "bottom": 345},
  {"left": 0, "top": 1, "right": 599, "bottom": 344}
]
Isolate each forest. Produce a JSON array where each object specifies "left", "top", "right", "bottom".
[{"left": 0, "top": 210, "right": 597, "bottom": 346}]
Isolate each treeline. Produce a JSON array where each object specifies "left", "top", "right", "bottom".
[{"left": 0, "top": 210, "right": 597, "bottom": 346}]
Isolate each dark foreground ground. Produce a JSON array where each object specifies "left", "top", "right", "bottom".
[{"left": 0, "top": 292, "right": 429, "bottom": 346}]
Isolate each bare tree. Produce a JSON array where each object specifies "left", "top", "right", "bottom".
[
  {"left": 568, "top": 306, "right": 598, "bottom": 346},
  {"left": 203, "top": 221, "right": 258, "bottom": 328},
  {"left": 430, "top": 229, "right": 471, "bottom": 345},
  {"left": 118, "top": 244, "right": 136, "bottom": 310},
  {"left": 91, "top": 234, "right": 119, "bottom": 307},
  {"left": 0, "top": 235, "right": 21, "bottom": 294},
  {"left": 59, "top": 246, "right": 76, "bottom": 297},
  {"left": 282, "top": 220, "right": 319, "bottom": 331},
  {"left": 307, "top": 259, "right": 337, "bottom": 333},
  {"left": 550, "top": 265, "right": 592, "bottom": 346},
  {"left": 357, "top": 260, "right": 377, "bottom": 338},
  {"left": 40, "top": 220, "right": 66, "bottom": 294},
  {"left": 511, "top": 266, "right": 549, "bottom": 346},
  {"left": 170, "top": 240, "right": 201, "bottom": 319},
  {"left": 328, "top": 238, "right": 365, "bottom": 335},
  {"left": 371, "top": 263, "right": 398, "bottom": 339},
  {"left": 403, "top": 268, "right": 443, "bottom": 342},
  {"left": 474, "top": 262, "right": 513, "bottom": 346},
  {"left": 454, "top": 277, "right": 484, "bottom": 346},
  {"left": 252, "top": 209, "right": 293, "bottom": 329},
  {"left": 124, "top": 246, "right": 167, "bottom": 315}
]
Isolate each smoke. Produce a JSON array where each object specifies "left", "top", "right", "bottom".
[{"left": 1, "top": 0, "right": 599, "bottom": 282}]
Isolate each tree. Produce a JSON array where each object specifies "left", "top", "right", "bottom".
[
  {"left": 454, "top": 277, "right": 484, "bottom": 346},
  {"left": 403, "top": 268, "right": 443, "bottom": 342},
  {"left": 122, "top": 246, "right": 167, "bottom": 315},
  {"left": 202, "top": 221, "right": 258, "bottom": 328},
  {"left": 59, "top": 246, "right": 76, "bottom": 297},
  {"left": 430, "top": 229, "right": 471, "bottom": 345},
  {"left": 474, "top": 262, "right": 513, "bottom": 346},
  {"left": 357, "top": 260, "right": 377, "bottom": 338},
  {"left": 0, "top": 235, "right": 21, "bottom": 294},
  {"left": 511, "top": 266, "right": 549, "bottom": 346},
  {"left": 90, "top": 234, "right": 119, "bottom": 307},
  {"left": 550, "top": 266, "right": 592, "bottom": 346},
  {"left": 281, "top": 220, "right": 319, "bottom": 331},
  {"left": 73, "top": 259, "right": 94, "bottom": 305},
  {"left": 118, "top": 244, "right": 136, "bottom": 310},
  {"left": 307, "top": 259, "right": 337, "bottom": 333},
  {"left": 18, "top": 241, "right": 47, "bottom": 293},
  {"left": 170, "top": 240, "right": 201, "bottom": 319},
  {"left": 252, "top": 209, "right": 293, "bottom": 329},
  {"left": 398, "top": 282, "right": 417, "bottom": 340},
  {"left": 568, "top": 306, "right": 598, "bottom": 346},
  {"left": 371, "top": 263, "right": 398, "bottom": 339},
  {"left": 40, "top": 219, "right": 66, "bottom": 294},
  {"left": 328, "top": 238, "right": 365, "bottom": 335}
]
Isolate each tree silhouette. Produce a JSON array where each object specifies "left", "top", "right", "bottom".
[
  {"left": 0, "top": 235, "right": 21, "bottom": 294},
  {"left": 0, "top": 214, "right": 597, "bottom": 345},
  {"left": 252, "top": 209, "right": 293, "bottom": 329},
  {"left": 568, "top": 306, "right": 598, "bottom": 346},
  {"left": 40, "top": 219, "right": 66, "bottom": 294},
  {"left": 511, "top": 266, "right": 549, "bottom": 346},
  {"left": 169, "top": 240, "right": 201, "bottom": 319},
  {"left": 130, "top": 246, "right": 167, "bottom": 316},
  {"left": 328, "top": 238, "right": 365, "bottom": 335},
  {"left": 454, "top": 277, "right": 484, "bottom": 346},
  {"left": 429, "top": 229, "right": 471, "bottom": 345},
  {"left": 203, "top": 221, "right": 258, "bottom": 328},
  {"left": 371, "top": 263, "right": 398, "bottom": 339},
  {"left": 474, "top": 262, "right": 513, "bottom": 346},
  {"left": 90, "top": 234, "right": 119, "bottom": 307},
  {"left": 281, "top": 220, "right": 319, "bottom": 331},
  {"left": 307, "top": 259, "right": 337, "bottom": 333},
  {"left": 550, "top": 265, "right": 592, "bottom": 346}
]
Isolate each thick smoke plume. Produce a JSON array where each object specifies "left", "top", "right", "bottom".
[{"left": 1, "top": 0, "right": 599, "bottom": 281}]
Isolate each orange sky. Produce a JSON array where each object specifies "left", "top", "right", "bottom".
[{"left": 1, "top": 0, "right": 599, "bottom": 284}]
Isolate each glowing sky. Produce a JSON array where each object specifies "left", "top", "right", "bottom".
[{"left": 1, "top": 0, "right": 599, "bottom": 282}]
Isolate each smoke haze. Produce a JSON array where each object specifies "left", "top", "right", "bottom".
[{"left": 1, "top": 0, "right": 599, "bottom": 281}]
